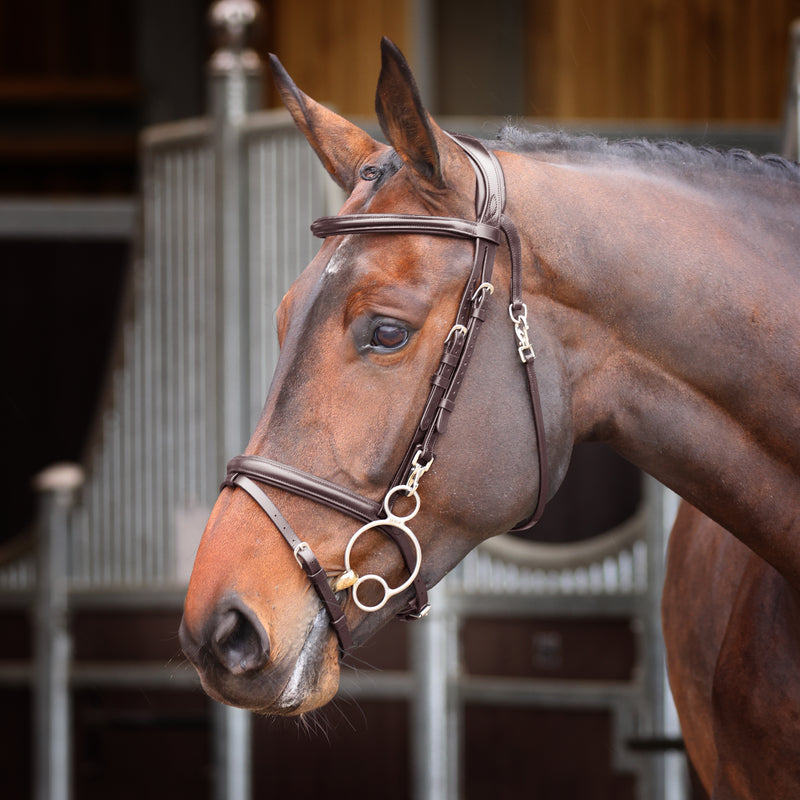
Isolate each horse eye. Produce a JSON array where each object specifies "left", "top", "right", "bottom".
[{"left": 371, "top": 324, "right": 409, "bottom": 351}]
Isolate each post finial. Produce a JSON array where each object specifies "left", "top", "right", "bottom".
[{"left": 208, "top": 0, "right": 263, "bottom": 74}]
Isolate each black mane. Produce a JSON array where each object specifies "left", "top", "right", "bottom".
[{"left": 497, "top": 125, "right": 800, "bottom": 184}]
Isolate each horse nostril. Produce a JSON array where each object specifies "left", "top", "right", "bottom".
[{"left": 209, "top": 603, "right": 271, "bottom": 675}]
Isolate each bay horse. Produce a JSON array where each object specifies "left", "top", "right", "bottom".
[{"left": 179, "top": 39, "right": 800, "bottom": 797}]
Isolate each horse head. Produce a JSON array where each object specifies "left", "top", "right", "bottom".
[{"left": 179, "top": 39, "right": 572, "bottom": 715}]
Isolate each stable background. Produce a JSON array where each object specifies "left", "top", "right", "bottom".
[{"left": 1, "top": 1, "right": 798, "bottom": 798}]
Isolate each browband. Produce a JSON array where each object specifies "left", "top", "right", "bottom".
[{"left": 310, "top": 214, "right": 503, "bottom": 243}]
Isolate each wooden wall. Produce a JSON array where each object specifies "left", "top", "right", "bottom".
[
  {"left": 526, "top": 0, "right": 800, "bottom": 119},
  {"left": 263, "top": 0, "right": 800, "bottom": 121},
  {"left": 265, "top": 0, "right": 413, "bottom": 114}
]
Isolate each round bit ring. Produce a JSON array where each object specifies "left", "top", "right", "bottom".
[{"left": 342, "top": 485, "right": 422, "bottom": 612}]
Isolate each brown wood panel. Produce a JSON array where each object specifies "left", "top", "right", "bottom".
[
  {"left": 73, "top": 689, "right": 211, "bottom": 800},
  {"left": 465, "top": 706, "right": 637, "bottom": 800},
  {"left": 252, "top": 699, "right": 410, "bottom": 799},
  {"left": 267, "top": 0, "right": 412, "bottom": 114},
  {"left": 524, "top": 0, "right": 800, "bottom": 119},
  {"left": 462, "top": 617, "right": 637, "bottom": 681},
  {"left": 73, "top": 610, "right": 184, "bottom": 662}
]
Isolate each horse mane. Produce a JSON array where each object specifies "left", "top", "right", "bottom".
[{"left": 496, "top": 125, "right": 800, "bottom": 184}]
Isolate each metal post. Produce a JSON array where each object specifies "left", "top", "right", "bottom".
[
  {"left": 641, "top": 476, "right": 667, "bottom": 800},
  {"left": 642, "top": 477, "right": 688, "bottom": 800},
  {"left": 212, "top": 702, "right": 253, "bottom": 800},
  {"left": 411, "top": 581, "right": 460, "bottom": 800},
  {"left": 782, "top": 19, "right": 800, "bottom": 161},
  {"left": 33, "top": 463, "right": 84, "bottom": 800},
  {"left": 208, "top": 0, "right": 264, "bottom": 458},
  {"left": 206, "top": 4, "right": 264, "bottom": 798}
]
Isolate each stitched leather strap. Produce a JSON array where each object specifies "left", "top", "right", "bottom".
[
  {"left": 501, "top": 215, "right": 550, "bottom": 530},
  {"left": 453, "top": 133, "right": 506, "bottom": 225},
  {"left": 226, "top": 455, "right": 381, "bottom": 522},
  {"left": 225, "top": 473, "right": 354, "bottom": 651},
  {"left": 311, "top": 214, "right": 502, "bottom": 244}
]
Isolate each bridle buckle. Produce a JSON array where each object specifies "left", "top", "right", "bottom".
[
  {"left": 292, "top": 541, "right": 311, "bottom": 567},
  {"left": 444, "top": 324, "right": 468, "bottom": 345},
  {"left": 471, "top": 281, "right": 495, "bottom": 303}
]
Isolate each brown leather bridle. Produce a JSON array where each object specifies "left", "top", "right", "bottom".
[{"left": 222, "top": 134, "right": 549, "bottom": 653}]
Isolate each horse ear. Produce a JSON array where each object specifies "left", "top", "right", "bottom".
[
  {"left": 375, "top": 38, "right": 453, "bottom": 189},
  {"left": 269, "top": 55, "right": 380, "bottom": 193}
]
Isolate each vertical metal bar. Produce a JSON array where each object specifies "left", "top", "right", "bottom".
[
  {"left": 640, "top": 476, "right": 665, "bottom": 800},
  {"left": 203, "top": 141, "right": 219, "bottom": 500},
  {"left": 162, "top": 150, "right": 176, "bottom": 581},
  {"left": 101, "top": 412, "right": 113, "bottom": 584},
  {"left": 203, "top": 138, "right": 216, "bottom": 498},
  {"left": 120, "top": 317, "right": 131, "bottom": 583},
  {"left": 208, "top": 1, "right": 263, "bottom": 462},
  {"left": 186, "top": 146, "right": 199, "bottom": 505},
  {"left": 150, "top": 148, "right": 165, "bottom": 583},
  {"left": 642, "top": 476, "right": 689, "bottom": 800},
  {"left": 243, "top": 134, "right": 256, "bottom": 421},
  {"left": 133, "top": 293, "right": 144, "bottom": 584},
  {"left": 110, "top": 403, "right": 122, "bottom": 584},
  {"left": 88, "top": 449, "right": 100, "bottom": 584},
  {"left": 117, "top": 361, "right": 129, "bottom": 583},
  {"left": 141, "top": 162, "right": 153, "bottom": 583},
  {"left": 171, "top": 145, "right": 187, "bottom": 576},
  {"left": 659, "top": 489, "right": 689, "bottom": 800},
  {"left": 247, "top": 135, "right": 265, "bottom": 422},
  {"left": 132, "top": 302, "right": 145, "bottom": 584},
  {"left": 33, "top": 463, "right": 83, "bottom": 800},
  {"left": 264, "top": 135, "right": 279, "bottom": 391},
  {"left": 212, "top": 703, "right": 252, "bottom": 800},
  {"left": 173, "top": 148, "right": 184, "bottom": 514},
  {"left": 411, "top": 582, "right": 459, "bottom": 800}
]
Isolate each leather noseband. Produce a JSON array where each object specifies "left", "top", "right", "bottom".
[{"left": 222, "top": 133, "right": 549, "bottom": 653}]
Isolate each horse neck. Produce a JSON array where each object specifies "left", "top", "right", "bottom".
[{"left": 502, "top": 151, "right": 800, "bottom": 587}]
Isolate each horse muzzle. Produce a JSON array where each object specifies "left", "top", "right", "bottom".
[{"left": 179, "top": 595, "right": 340, "bottom": 715}]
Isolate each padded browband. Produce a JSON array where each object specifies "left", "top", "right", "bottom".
[{"left": 311, "top": 214, "right": 503, "bottom": 243}]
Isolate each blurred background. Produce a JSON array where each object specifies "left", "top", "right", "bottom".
[{"left": 1, "top": 1, "right": 798, "bottom": 798}]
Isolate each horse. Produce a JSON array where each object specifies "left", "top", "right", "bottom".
[{"left": 178, "top": 39, "right": 800, "bottom": 797}]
